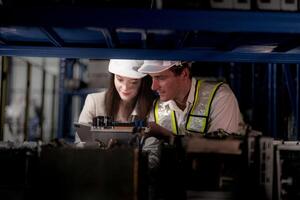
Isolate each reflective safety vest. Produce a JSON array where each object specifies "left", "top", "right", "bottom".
[{"left": 153, "top": 80, "right": 223, "bottom": 135}]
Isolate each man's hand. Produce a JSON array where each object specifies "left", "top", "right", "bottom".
[{"left": 148, "top": 122, "right": 175, "bottom": 144}]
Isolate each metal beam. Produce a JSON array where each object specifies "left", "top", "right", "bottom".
[
  {"left": 40, "top": 68, "right": 46, "bottom": 140},
  {"left": 57, "top": 58, "right": 76, "bottom": 139},
  {"left": 282, "top": 64, "right": 297, "bottom": 139},
  {"left": 272, "top": 39, "right": 300, "bottom": 52},
  {"left": 176, "top": 32, "right": 189, "bottom": 49},
  {"left": 4, "top": 46, "right": 300, "bottom": 63},
  {"left": 0, "top": 36, "right": 6, "bottom": 45},
  {"left": 216, "top": 33, "right": 247, "bottom": 51},
  {"left": 297, "top": 64, "right": 300, "bottom": 140},
  {"left": 57, "top": 59, "right": 65, "bottom": 139},
  {"left": 282, "top": 64, "right": 296, "bottom": 116},
  {"left": 24, "top": 62, "right": 32, "bottom": 141},
  {"left": 40, "top": 27, "right": 64, "bottom": 47},
  {"left": 268, "top": 63, "right": 277, "bottom": 138},
  {"left": 51, "top": 75, "right": 57, "bottom": 140},
  {"left": 0, "top": 56, "right": 9, "bottom": 140},
  {"left": 100, "top": 28, "right": 117, "bottom": 48}
]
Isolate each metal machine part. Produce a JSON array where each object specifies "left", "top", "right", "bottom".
[
  {"left": 76, "top": 116, "right": 148, "bottom": 149},
  {"left": 91, "top": 115, "right": 147, "bottom": 129},
  {"left": 2, "top": 134, "right": 300, "bottom": 200},
  {"left": 154, "top": 133, "right": 277, "bottom": 200},
  {"left": 34, "top": 147, "right": 148, "bottom": 200},
  {"left": 275, "top": 141, "right": 300, "bottom": 200},
  {"left": 0, "top": 141, "right": 148, "bottom": 200}
]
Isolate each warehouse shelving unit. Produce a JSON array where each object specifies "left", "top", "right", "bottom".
[
  {"left": 57, "top": 58, "right": 102, "bottom": 139},
  {"left": 0, "top": 5, "right": 300, "bottom": 139},
  {"left": 1, "top": 7, "right": 300, "bottom": 60}
]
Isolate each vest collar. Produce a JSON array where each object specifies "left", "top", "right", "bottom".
[{"left": 187, "top": 78, "right": 196, "bottom": 105}]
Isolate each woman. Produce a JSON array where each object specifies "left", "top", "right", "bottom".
[{"left": 76, "top": 59, "right": 155, "bottom": 142}]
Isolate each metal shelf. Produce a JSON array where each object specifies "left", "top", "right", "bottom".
[
  {"left": 1, "top": 6, "right": 300, "bottom": 140},
  {"left": 1, "top": 7, "right": 300, "bottom": 62},
  {"left": 2, "top": 8, "right": 300, "bottom": 32}
]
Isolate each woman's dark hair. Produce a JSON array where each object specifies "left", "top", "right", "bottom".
[{"left": 104, "top": 74, "right": 155, "bottom": 120}]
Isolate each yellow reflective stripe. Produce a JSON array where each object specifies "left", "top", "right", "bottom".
[
  {"left": 187, "top": 80, "right": 202, "bottom": 130},
  {"left": 154, "top": 100, "right": 160, "bottom": 124},
  {"left": 202, "top": 82, "right": 224, "bottom": 129},
  {"left": 170, "top": 111, "right": 178, "bottom": 135}
]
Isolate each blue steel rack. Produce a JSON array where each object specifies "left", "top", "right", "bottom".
[
  {"left": 1, "top": 8, "right": 300, "bottom": 61},
  {"left": 0, "top": 6, "right": 299, "bottom": 139}
]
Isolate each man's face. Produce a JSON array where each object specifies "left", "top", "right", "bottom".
[{"left": 149, "top": 69, "right": 182, "bottom": 102}]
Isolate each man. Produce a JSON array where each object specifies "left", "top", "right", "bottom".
[
  {"left": 139, "top": 60, "right": 245, "bottom": 200},
  {"left": 138, "top": 60, "right": 244, "bottom": 140}
]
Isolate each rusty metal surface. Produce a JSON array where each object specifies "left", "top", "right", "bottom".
[
  {"left": 33, "top": 147, "right": 146, "bottom": 200},
  {"left": 0, "top": 142, "right": 148, "bottom": 200},
  {"left": 185, "top": 137, "right": 242, "bottom": 155}
]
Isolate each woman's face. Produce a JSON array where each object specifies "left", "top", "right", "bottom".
[{"left": 114, "top": 75, "right": 142, "bottom": 102}]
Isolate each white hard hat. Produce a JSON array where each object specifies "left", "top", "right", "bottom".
[
  {"left": 138, "top": 60, "right": 182, "bottom": 73},
  {"left": 108, "top": 59, "right": 146, "bottom": 79}
]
